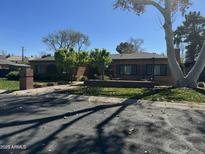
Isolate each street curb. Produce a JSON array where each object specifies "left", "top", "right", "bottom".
[{"left": 44, "top": 94, "right": 205, "bottom": 111}]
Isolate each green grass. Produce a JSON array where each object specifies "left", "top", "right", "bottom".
[
  {"left": 0, "top": 78, "right": 19, "bottom": 91},
  {"left": 1, "top": 78, "right": 204, "bottom": 103},
  {"left": 0, "top": 78, "right": 48, "bottom": 91},
  {"left": 145, "top": 88, "right": 205, "bottom": 103},
  {"left": 64, "top": 87, "right": 205, "bottom": 103}
]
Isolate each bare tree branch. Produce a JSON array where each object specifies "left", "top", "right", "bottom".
[{"left": 43, "top": 29, "right": 90, "bottom": 52}]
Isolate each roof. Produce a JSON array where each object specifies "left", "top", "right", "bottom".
[
  {"left": 0, "top": 55, "right": 6, "bottom": 60},
  {"left": 29, "top": 56, "right": 55, "bottom": 62},
  {"left": 0, "top": 60, "right": 30, "bottom": 67},
  {"left": 7, "top": 56, "right": 24, "bottom": 61},
  {"left": 110, "top": 52, "right": 166, "bottom": 60},
  {"left": 28, "top": 57, "right": 37, "bottom": 61},
  {"left": 29, "top": 52, "right": 166, "bottom": 62}
]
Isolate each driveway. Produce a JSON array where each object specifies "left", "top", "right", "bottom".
[{"left": 0, "top": 93, "right": 205, "bottom": 154}]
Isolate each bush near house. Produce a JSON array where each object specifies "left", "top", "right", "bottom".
[{"left": 6, "top": 71, "right": 20, "bottom": 80}]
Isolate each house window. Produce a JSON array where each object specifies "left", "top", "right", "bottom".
[
  {"left": 35, "top": 65, "right": 44, "bottom": 75},
  {"left": 119, "top": 65, "right": 138, "bottom": 75},
  {"left": 160, "top": 64, "right": 168, "bottom": 76},
  {"left": 146, "top": 64, "right": 167, "bottom": 76},
  {"left": 154, "top": 65, "right": 161, "bottom": 76},
  {"left": 146, "top": 64, "right": 153, "bottom": 75}
]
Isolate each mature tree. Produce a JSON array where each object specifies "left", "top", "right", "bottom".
[
  {"left": 116, "top": 42, "right": 135, "bottom": 54},
  {"left": 116, "top": 38, "right": 144, "bottom": 54},
  {"left": 76, "top": 51, "right": 90, "bottom": 66},
  {"left": 43, "top": 29, "right": 90, "bottom": 52},
  {"left": 54, "top": 48, "right": 77, "bottom": 82},
  {"left": 129, "top": 37, "right": 144, "bottom": 52},
  {"left": 41, "top": 54, "right": 52, "bottom": 58},
  {"left": 114, "top": 0, "right": 205, "bottom": 88},
  {"left": 174, "top": 11, "right": 205, "bottom": 64},
  {"left": 90, "top": 49, "right": 112, "bottom": 80},
  {"left": 74, "top": 32, "right": 91, "bottom": 51}
]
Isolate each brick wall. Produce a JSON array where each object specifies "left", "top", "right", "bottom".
[
  {"left": 75, "top": 66, "right": 88, "bottom": 80},
  {"left": 30, "top": 61, "right": 88, "bottom": 81},
  {"left": 111, "top": 58, "right": 175, "bottom": 86}
]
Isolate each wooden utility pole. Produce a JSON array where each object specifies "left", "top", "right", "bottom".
[{"left": 22, "top": 47, "right": 25, "bottom": 62}]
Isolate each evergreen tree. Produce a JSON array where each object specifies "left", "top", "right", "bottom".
[{"left": 174, "top": 11, "right": 205, "bottom": 64}]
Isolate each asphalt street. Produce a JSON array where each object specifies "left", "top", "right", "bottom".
[{"left": 0, "top": 94, "right": 204, "bottom": 154}]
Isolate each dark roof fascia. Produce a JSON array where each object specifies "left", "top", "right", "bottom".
[
  {"left": 112, "top": 57, "right": 167, "bottom": 60},
  {"left": 0, "top": 60, "right": 30, "bottom": 67},
  {"left": 29, "top": 59, "right": 56, "bottom": 62}
]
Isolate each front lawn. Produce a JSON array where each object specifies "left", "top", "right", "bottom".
[
  {"left": 0, "top": 79, "right": 19, "bottom": 91},
  {"left": 0, "top": 78, "right": 48, "bottom": 91},
  {"left": 64, "top": 86, "right": 205, "bottom": 103}
]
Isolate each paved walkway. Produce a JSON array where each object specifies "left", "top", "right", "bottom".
[
  {"left": 0, "top": 90, "right": 7, "bottom": 94},
  {"left": 0, "top": 93, "right": 205, "bottom": 154},
  {"left": 10, "top": 82, "right": 83, "bottom": 96}
]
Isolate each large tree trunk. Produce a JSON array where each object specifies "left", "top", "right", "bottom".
[
  {"left": 185, "top": 41, "right": 205, "bottom": 87},
  {"left": 142, "top": 0, "right": 205, "bottom": 88},
  {"left": 163, "top": 0, "right": 186, "bottom": 86}
]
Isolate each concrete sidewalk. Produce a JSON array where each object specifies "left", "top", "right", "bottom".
[
  {"left": 43, "top": 94, "right": 205, "bottom": 111},
  {"left": 10, "top": 82, "right": 83, "bottom": 96},
  {"left": 0, "top": 90, "right": 7, "bottom": 94}
]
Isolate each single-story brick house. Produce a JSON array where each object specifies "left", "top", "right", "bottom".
[
  {"left": 110, "top": 52, "right": 177, "bottom": 85},
  {"left": 29, "top": 51, "right": 205, "bottom": 85},
  {"left": 29, "top": 56, "right": 87, "bottom": 81},
  {"left": 29, "top": 56, "right": 59, "bottom": 80},
  {"left": 0, "top": 58, "right": 30, "bottom": 77},
  {"left": 29, "top": 52, "right": 176, "bottom": 85}
]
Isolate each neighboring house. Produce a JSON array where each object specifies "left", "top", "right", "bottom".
[
  {"left": 0, "top": 55, "right": 6, "bottom": 60},
  {"left": 29, "top": 56, "right": 58, "bottom": 80},
  {"left": 29, "top": 56, "right": 88, "bottom": 81},
  {"left": 110, "top": 52, "right": 178, "bottom": 85},
  {"left": 6, "top": 56, "right": 28, "bottom": 63},
  {"left": 0, "top": 59, "right": 30, "bottom": 77}
]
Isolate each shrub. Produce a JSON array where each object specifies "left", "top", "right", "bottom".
[
  {"left": 198, "top": 82, "right": 205, "bottom": 88},
  {"left": 79, "top": 76, "right": 88, "bottom": 81},
  {"left": 57, "top": 81, "right": 69, "bottom": 85},
  {"left": 33, "top": 84, "right": 46, "bottom": 88},
  {"left": 47, "top": 82, "right": 58, "bottom": 86},
  {"left": 6, "top": 71, "right": 20, "bottom": 80},
  {"left": 84, "top": 87, "right": 102, "bottom": 95}
]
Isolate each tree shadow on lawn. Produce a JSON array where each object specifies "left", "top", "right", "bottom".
[
  {"left": 63, "top": 86, "right": 175, "bottom": 100},
  {"left": 132, "top": 87, "right": 205, "bottom": 102},
  {"left": 58, "top": 86, "right": 205, "bottom": 102}
]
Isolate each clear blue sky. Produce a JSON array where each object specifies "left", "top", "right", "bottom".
[{"left": 0, "top": 0, "right": 204, "bottom": 56}]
